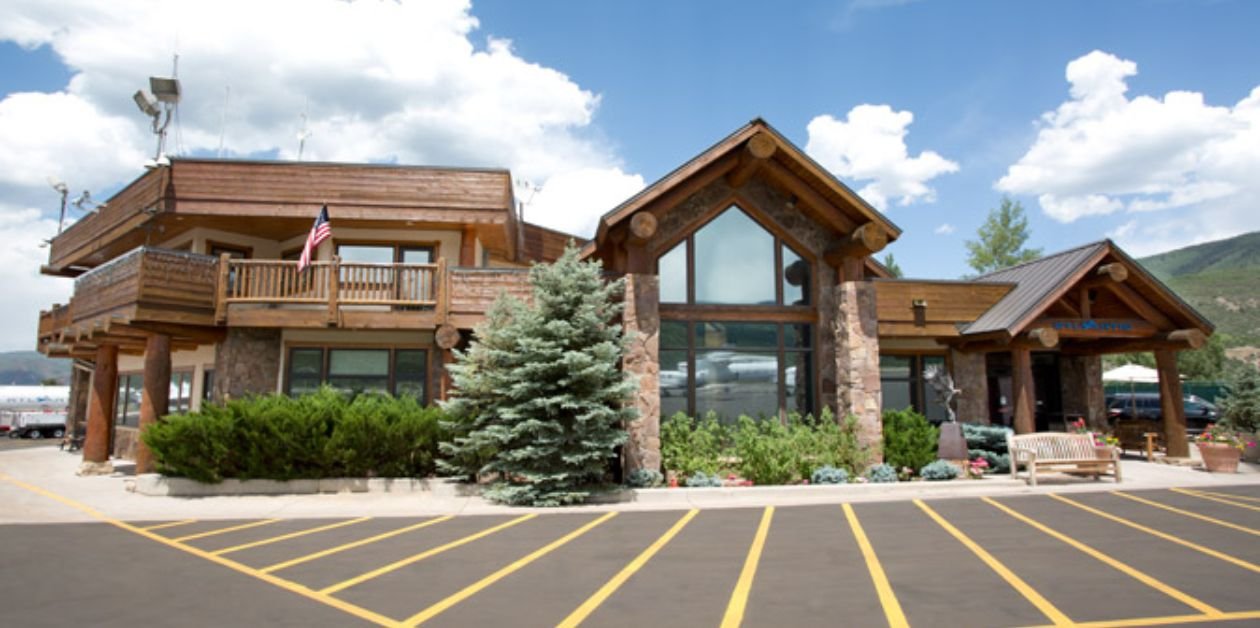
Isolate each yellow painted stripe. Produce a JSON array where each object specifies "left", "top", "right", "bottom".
[
  {"left": 1112, "top": 492, "right": 1260, "bottom": 537},
  {"left": 212, "top": 517, "right": 373, "bottom": 555},
  {"left": 173, "top": 518, "right": 283, "bottom": 542},
  {"left": 1027, "top": 609, "right": 1260, "bottom": 628},
  {"left": 140, "top": 518, "right": 197, "bottom": 531},
  {"left": 983, "top": 497, "right": 1223, "bottom": 617},
  {"left": 1186, "top": 489, "right": 1260, "bottom": 504},
  {"left": 843, "top": 503, "right": 909, "bottom": 628},
  {"left": 1172, "top": 488, "right": 1260, "bottom": 513},
  {"left": 319, "top": 514, "right": 538, "bottom": 595},
  {"left": 1051, "top": 494, "right": 1260, "bottom": 574},
  {"left": 400, "top": 511, "right": 619, "bottom": 627},
  {"left": 259, "top": 515, "right": 453, "bottom": 574},
  {"left": 914, "top": 500, "right": 1072, "bottom": 626},
  {"left": 720, "top": 506, "right": 775, "bottom": 628},
  {"left": 557, "top": 509, "right": 699, "bottom": 628},
  {"left": 0, "top": 473, "right": 400, "bottom": 627}
]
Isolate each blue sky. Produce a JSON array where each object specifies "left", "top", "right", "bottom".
[{"left": 0, "top": 0, "right": 1258, "bottom": 350}]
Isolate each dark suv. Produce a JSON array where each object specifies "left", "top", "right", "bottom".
[{"left": 1106, "top": 392, "right": 1218, "bottom": 433}]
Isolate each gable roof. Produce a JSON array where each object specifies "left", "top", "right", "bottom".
[
  {"left": 584, "top": 118, "right": 901, "bottom": 256},
  {"left": 963, "top": 239, "right": 1213, "bottom": 338}
]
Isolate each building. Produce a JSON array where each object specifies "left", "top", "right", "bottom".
[{"left": 36, "top": 119, "right": 1213, "bottom": 476}]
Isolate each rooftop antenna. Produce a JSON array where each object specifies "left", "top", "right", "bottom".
[
  {"left": 47, "top": 177, "right": 69, "bottom": 234},
  {"left": 296, "top": 101, "right": 312, "bottom": 161},
  {"left": 134, "top": 56, "right": 182, "bottom": 169}
]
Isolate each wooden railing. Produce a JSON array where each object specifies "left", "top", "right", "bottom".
[{"left": 217, "top": 256, "right": 443, "bottom": 322}]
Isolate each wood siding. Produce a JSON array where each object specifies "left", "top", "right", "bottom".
[{"left": 874, "top": 280, "right": 1013, "bottom": 337}]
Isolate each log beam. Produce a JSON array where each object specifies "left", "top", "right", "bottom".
[
  {"left": 760, "top": 159, "right": 858, "bottom": 233},
  {"left": 134, "top": 333, "right": 171, "bottom": 475},
  {"left": 1156, "top": 349, "right": 1189, "bottom": 458},
  {"left": 824, "top": 222, "right": 889, "bottom": 267},
  {"left": 726, "top": 131, "right": 777, "bottom": 188},
  {"left": 628, "top": 212, "right": 658, "bottom": 243},
  {"left": 1012, "top": 347, "right": 1036, "bottom": 434},
  {"left": 1027, "top": 327, "right": 1059, "bottom": 348},
  {"left": 1097, "top": 263, "right": 1129, "bottom": 282}
]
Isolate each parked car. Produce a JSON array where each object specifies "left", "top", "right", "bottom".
[{"left": 1105, "top": 392, "right": 1218, "bottom": 433}]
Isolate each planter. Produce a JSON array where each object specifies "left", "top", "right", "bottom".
[{"left": 1197, "top": 442, "right": 1242, "bottom": 473}]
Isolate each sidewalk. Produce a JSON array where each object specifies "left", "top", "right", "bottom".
[{"left": 2, "top": 445, "right": 1258, "bottom": 524}]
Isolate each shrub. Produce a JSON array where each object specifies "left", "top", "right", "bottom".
[
  {"left": 920, "top": 460, "right": 961, "bottom": 481},
  {"left": 865, "top": 463, "right": 898, "bottom": 483},
  {"left": 685, "top": 471, "right": 723, "bottom": 487},
  {"left": 661, "top": 412, "right": 731, "bottom": 477},
  {"left": 811, "top": 465, "right": 849, "bottom": 484},
  {"left": 883, "top": 408, "right": 939, "bottom": 473},
  {"left": 142, "top": 387, "right": 445, "bottom": 483},
  {"left": 734, "top": 416, "right": 797, "bottom": 486},
  {"left": 1219, "top": 366, "right": 1260, "bottom": 434},
  {"left": 788, "top": 409, "right": 869, "bottom": 479},
  {"left": 625, "top": 468, "right": 664, "bottom": 488},
  {"left": 962, "top": 423, "right": 1012, "bottom": 473}
]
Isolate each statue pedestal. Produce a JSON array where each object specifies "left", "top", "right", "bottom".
[{"left": 938, "top": 422, "right": 969, "bottom": 460}]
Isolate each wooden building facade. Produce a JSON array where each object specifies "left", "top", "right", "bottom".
[{"left": 36, "top": 119, "right": 1214, "bottom": 474}]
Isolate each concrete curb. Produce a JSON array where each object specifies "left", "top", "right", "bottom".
[
  {"left": 591, "top": 476, "right": 1028, "bottom": 504},
  {"left": 127, "top": 474, "right": 483, "bottom": 498}
]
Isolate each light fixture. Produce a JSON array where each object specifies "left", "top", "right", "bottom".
[
  {"left": 133, "top": 90, "right": 159, "bottom": 118},
  {"left": 149, "top": 76, "right": 181, "bottom": 104},
  {"left": 48, "top": 177, "right": 69, "bottom": 234},
  {"left": 133, "top": 74, "right": 181, "bottom": 166}
]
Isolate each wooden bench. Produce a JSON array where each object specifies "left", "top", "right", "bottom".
[{"left": 1007, "top": 432, "right": 1121, "bottom": 486}]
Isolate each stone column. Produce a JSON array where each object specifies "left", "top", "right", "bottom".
[
  {"left": 80, "top": 344, "right": 117, "bottom": 475},
  {"left": 950, "top": 349, "right": 989, "bottom": 424},
  {"left": 835, "top": 281, "right": 882, "bottom": 460},
  {"left": 621, "top": 274, "right": 661, "bottom": 475},
  {"left": 134, "top": 334, "right": 171, "bottom": 474},
  {"left": 1060, "top": 354, "right": 1107, "bottom": 431},
  {"left": 212, "top": 328, "right": 282, "bottom": 401}
]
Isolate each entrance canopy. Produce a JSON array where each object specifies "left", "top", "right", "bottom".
[{"left": 1102, "top": 364, "right": 1160, "bottom": 383}]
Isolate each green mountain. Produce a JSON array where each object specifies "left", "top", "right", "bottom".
[
  {"left": 1138, "top": 231, "right": 1260, "bottom": 346},
  {"left": 0, "top": 350, "right": 72, "bottom": 385}
]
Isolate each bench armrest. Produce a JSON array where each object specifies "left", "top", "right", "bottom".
[{"left": 1010, "top": 447, "right": 1036, "bottom": 463}]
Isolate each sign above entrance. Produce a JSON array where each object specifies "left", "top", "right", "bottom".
[{"left": 1037, "top": 318, "right": 1155, "bottom": 338}]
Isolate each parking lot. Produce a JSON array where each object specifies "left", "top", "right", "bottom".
[{"left": 1, "top": 479, "right": 1257, "bottom": 627}]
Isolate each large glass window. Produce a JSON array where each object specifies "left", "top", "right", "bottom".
[
  {"left": 115, "top": 374, "right": 143, "bottom": 427},
  {"left": 285, "top": 347, "right": 428, "bottom": 403},
  {"left": 659, "top": 321, "right": 813, "bottom": 423},
  {"left": 657, "top": 205, "right": 811, "bottom": 307},
  {"left": 880, "top": 354, "right": 948, "bottom": 423},
  {"left": 169, "top": 370, "right": 194, "bottom": 414}
]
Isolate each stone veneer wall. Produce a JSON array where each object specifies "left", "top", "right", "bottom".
[
  {"left": 835, "top": 281, "right": 882, "bottom": 459},
  {"left": 1060, "top": 354, "right": 1106, "bottom": 430},
  {"left": 113, "top": 425, "right": 140, "bottom": 460},
  {"left": 650, "top": 176, "right": 841, "bottom": 411},
  {"left": 212, "top": 328, "right": 282, "bottom": 401},
  {"left": 621, "top": 274, "right": 661, "bottom": 475},
  {"left": 950, "top": 349, "right": 990, "bottom": 424}
]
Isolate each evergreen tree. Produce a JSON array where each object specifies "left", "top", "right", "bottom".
[
  {"left": 439, "top": 245, "right": 635, "bottom": 506},
  {"left": 965, "top": 197, "right": 1042, "bottom": 274},
  {"left": 1218, "top": 364, "right": 1260, "bottom": 433},
  {"left": 880, "top": 253, "right": 904, "bottom": 278}
]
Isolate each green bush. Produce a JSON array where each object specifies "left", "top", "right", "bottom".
[
  {"left": 788, "top": 409, "right": 869, "bottom": 479},
  {"left": 1219, "top": 366, "right": 1260, "bottom": 434},
  {"left": 920, "top": 459, "right": 961, "bottom": 481},
  {"left": 962, "top": 423, "right": 1012, "bottom": 473},
  {"left": 865, "top": 463, "right": 898, "bottom": 483},
  {"left": 661, "top": 412, "right": 731, "bottom": 477},
  {"left": 882, "top": 408, "right": 938, "bottom": 473},
  {"left": 142, "top": 387, "right": 445, "bottom": 483},
  {"left": 734, "top": 416, "right": 798, "bottom": 485},
  {"left": 811, "top": 465, "right": 849, "bottom": 484}
]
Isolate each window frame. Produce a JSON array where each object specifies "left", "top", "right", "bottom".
[
  {"left": 879, "top": 352, "right": 951, "bottom": 422},
  {"left": 283, "top": 345, "right": 431, "bottom": 403}
]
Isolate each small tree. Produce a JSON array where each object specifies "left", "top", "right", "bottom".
[
  {"left": 880, "top": 253, "right": 904, "bottom": 278},
  {"left": 965, "top": 197, "right": 1042, "bottom": 274},
  {"left": 439, "top": 245, "right": 635, "bottom": 506},
  {"left": 1218, "top": 365, "right": 1260, "bottom": 434}
]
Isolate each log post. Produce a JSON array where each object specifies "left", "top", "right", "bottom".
[
  {"left": 1011, "top": 347, "right": 1036, "bottom": 434},
  {"left": 327, "top": 255, "right": 340, "bottom": 326},
  {"left": 460, "top": 227, "right": 477, "bottom": 267},
  {"left": 134, "top": 333, "right": 171, "bottom": 474},
  {"left": 80, "top": 344, "right": 118, "bottom": 474},
  {"left": 214, "top": 253, "right": 231, "bottom": 323},
  {"left": 1156, "top": 349, "right": 1189, "bottom": 458}
]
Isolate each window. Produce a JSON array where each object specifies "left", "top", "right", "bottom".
[
  {"left": 659, "top": 321, "right": 813, "bottom": 423},
  {"left": 879, "top": 354, "right": 948, "bottom": 423},
  {"left": 115, "top": 374, "right": 143, "bottom": 427},
  {"left": 169, "top": 370, "right": 194, "bottom": 414},
  {"left": 336, "top": 244, "right": 435, "bottom": 264},
  {"left": 285, "top": 347, "right": 429, "bottom": 403},
  {"left": 658, "top": 206, "right": 810, "bottom": 306},
  {"left": 202, "top": 369, "right": 215, "bottom": 402}
]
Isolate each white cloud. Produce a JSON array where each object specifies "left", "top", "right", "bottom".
[
  {"left": 525, "top": 168, "right": 645, "bottom": 238},
  {"left": 0, "top": 207, "right": 73, "bottom": 351},
  {"left": 933, "top": 223, "right": 955, "bottom": 235},
  {"left": 997, "top": 50, "right": 1260, "bottom": 253},
  {"left": 805, "top": 105, "right": 958, "bottom": 210},
  {"left": 0, "top": 0, "right": 642, "bottom": 349}
]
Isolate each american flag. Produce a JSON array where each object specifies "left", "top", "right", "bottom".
[{"left": 298, "top": 204, "right": 332, "bottom": 271}]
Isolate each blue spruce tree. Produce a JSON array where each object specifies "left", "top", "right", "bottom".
[{"left": 439, "top": 244, "right": 636, "bottom": 506}]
